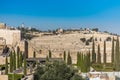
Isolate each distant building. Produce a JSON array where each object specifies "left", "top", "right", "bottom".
[
  {"left": 0, "top": 23, "right": 6, "bottom": 29},
  {"left": 56, "top": 28, "right": 63, "bottom": 34}
]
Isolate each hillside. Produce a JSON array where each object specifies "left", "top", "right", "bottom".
[{"left": 28, "top": 29, "right": 116, "bottom": 64}]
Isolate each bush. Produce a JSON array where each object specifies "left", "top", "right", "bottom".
[
  {"left": 92, "top": 63, "right": 114, "bottom": 71},
  {"left": 8, "top": 74, "right": 23, "bottom": 80},
  {"left": 34, "top": 61, "right": 84, "bottom": 80},
  {"left": 92, "top": 28, "right": 99, "bottom": 32},
  {"left": 106, "top": 37, "right": 111, "bottom": 41},
  {"left": 80, "top": 38, "right": 86, "bottom": 43},
  {"left": 95, "top": 38, "right": 97, "bottom": 41},
  {"left": 85, "top": 41, "right": 89, "bottom": 45},
  {"left": 0, "top": 65, "right": 5, "bottom": 70},
  {"left": 87, "top": 37, "right": 93, "bottom": 42},
  {"left": 92, "top": 64, "right": 103, "bottom": 69}
]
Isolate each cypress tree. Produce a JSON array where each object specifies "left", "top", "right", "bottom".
[
  {"left": 84, "top": 54, "right": 87, "bottom": 72},
  {"left": 97, "top": 44, "right": 101, "bottom": 64},
  {"left": 12, "top": 52, "right": 14, "bottom": 70},
  {"left": 77, "top": 52, "right": 90, "bottom": 72},
  {"left": 17, "top": 52, "right": 20, "bottom": 68},
  {"left": 114, "top": 36, "right": 120, "bottom": 71},
  {"left": 67, "top": 51, "right": 72, "bottom": 65},
  {"left": 77, "top": 52, "right": 81, "bottom": 68},
  {"left": 81, "top": 53, "right": 84, "bottom": 72},
  {"left": 77, "top": 52, "right": 79, "bottom": 66},
  {"left": 63, "top": 51, "right": 66, "bottom": 62},
  {"left": 49, "top": 50, "right": 52, "bottom": 58},
  {"left": 92, "top": 39, "right": 96, "bottom": 63},
  {"left": 17, "top": 46, "right": 20, "bottom": 68},
  {"left": 82, "top": 54, "right": 89, "bottom": 72},
  {"left": 111, "top": 37, "right": 114, "bottom": 63},
  {"left": 33, "top": 51, "right": 37, "bottom": 67},
  {"left": 79, "top": 52, "right": 82, "bottom": 68},
  {"left": 80, "top": 53, "right": 84, "bottom": 72},
  {"left": 17, "top": 46, "right": 20, "bottom": 54},
  {"left": 77, "top": 52, "right": 82, "bottom": 69},
  {"left": 13, "top": 52, "right": 16, "bottom": 70},
  {"left": 10, "top": 51, "right": 13, "bottom": 73},
  {"left": 83, "top": 52, "right": 91, "bottom": 72},
  {"left": 5, "top": 56, "right": 8, "bottom": 74},
  {"left": 103, "top": 41, "right": 106, "bottom": 64},
  {"left": 87, "top": 51, "right": 91, "bottom": 71},
  {"left": 46, "top": 55, "right": 49, "bottom": 62},
  {"left": 24, "top": 54, "right": 27, "bottom": 75},
  {"left": 19, "top": 51, "right": 23, "bottom": 67},
  {"left": 33, "top": 51, "right": 36, "bottom": 58}
]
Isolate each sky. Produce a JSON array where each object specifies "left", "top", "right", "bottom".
[{"left": 0, "top": 0, "right": 120, "bottom": 34}]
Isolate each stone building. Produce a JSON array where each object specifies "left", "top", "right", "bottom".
[{"left": 0, "top": 23, "right": 6, "bottom": 29}]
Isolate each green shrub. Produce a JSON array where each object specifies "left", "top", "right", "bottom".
[
  {"left": 92, "top": 63, "right": 103, "bottom": 69},
  {"left": 80, "top": 38, "right": 86, "bottom": 43},
  {"left": 8, "top": 74, "right": 23, "bottom": 80}
]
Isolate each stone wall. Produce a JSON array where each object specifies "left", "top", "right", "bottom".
[
  {"left": 0, "top": 29, "right": 21, "bottom": 46},
  {"left": 0, "top": 75, "right": 8, "bottom": 80}
]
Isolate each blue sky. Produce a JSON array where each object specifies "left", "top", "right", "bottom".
[{"left": 0, "top": 0, "right": 120, "bottom": 34}]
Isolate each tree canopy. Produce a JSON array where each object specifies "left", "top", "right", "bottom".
[{"left": 34, "top": 61, "right": 84, "bottom": 80}]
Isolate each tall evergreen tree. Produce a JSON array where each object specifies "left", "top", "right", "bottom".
[
  {"left": 111, "top": 37, "right": 114, "bottom": 63},
  {"left": 87, "top": 51, "right": 91, "bottom": 71},
  {"left": 17, "top": 46, "right": 20, "bottom": 68},
  {"left": 84, "top": 54, "right": 87, "bottom": 72},
  {"left": 83, "top": 52, "right": 91, "bottom": 72},
  {"left": 5, "top": 56, "right": 8, "bottom": 74},
  {"left": 67, "top": 51, "right": 72, "bottom": 65},
  {"left": 46, "top": 55, "right": 49, "bottom": 62},
  {"left": 80, "top": 53, "right": 89, "bottom": 72},
  {"left": 92, "top": 39, "right": 96, "bottom": 63},
  {"left": 13, "top": 52, "right": 16, "bottom": 70},
  {"left": 10, "top": 51, "right": 13, "bottom": 73},
  {"left": 63, "top": 51, "right": 66, "bottom": 62},
  {"left": 33, "top": 51, "right": 36, "bottom": 58},
  {"left": 97, "top": 44, "right": 101, "bottom": 64},
  {"left": 103, "top": 41, "right": 106, "bottom": 64},
  {"left": 81, "top": 53, "right": 85, "bottom": 72},
  {"left": 114, "top": 36, "right": 120, "bottom": 71},
  {"left": 79, "top": 52, "right": 82, "bottom": 68},
  {"left": 77, "top": 52, "right": 82, "bottom": 69},
  {"left": 17, "top": 52, "right": 20, "bottom": 68},
  {"left": 24, "top": 54, "right": 27, "bottom": 75},
  {"left": 49, "top": 50, "right": 52, "bottom": 58},
  {"left": 19, "top": 51, "right": 23, "bottom": 67},
  {"left": 33, "top": 51, "right": 37, "bottom": 67},
  {"left": 77, "top": 52, "right": 79, "bottom": 66}
]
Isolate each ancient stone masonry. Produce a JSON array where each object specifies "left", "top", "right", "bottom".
[{"left": 0, "top": 29, "right": 21, "bottom": 46}]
